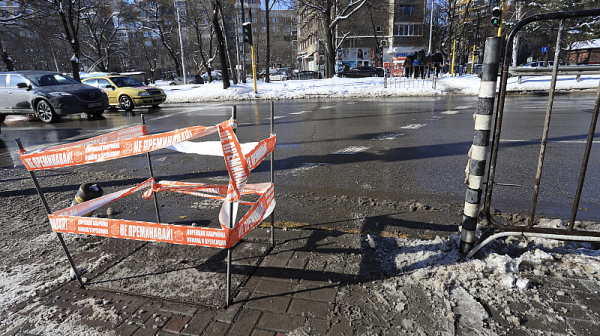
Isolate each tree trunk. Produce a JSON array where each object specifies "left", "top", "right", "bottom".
[
  {"left": 213, "top": 0, "right": 230, "bottom": 89},
  {"left": 324, "top": 9, "right": 335, "bottom": 78},
  {"left": 216, "top": 0, "right": 237, "bottom": 84},
  {"left": 0, "top": 40, "right": 15, "bottom": 71}
]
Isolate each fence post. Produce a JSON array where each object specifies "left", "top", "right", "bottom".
[{"left": 459, "top": 36, "right": 501, "bottom": 254}]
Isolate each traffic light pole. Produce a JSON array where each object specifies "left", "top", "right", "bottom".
[{"left": 497, "top": 1, "right": 505, "bottom": 37}]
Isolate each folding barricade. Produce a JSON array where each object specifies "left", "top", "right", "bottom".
[{"left": 16, "top": 106, "right": 277, "bottom": 306}]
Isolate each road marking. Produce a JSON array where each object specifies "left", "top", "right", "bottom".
[
  {"left": 266, "top": 116, "right": 285, "bottom": 119},
  {"left": 370, "top": 133, "right": 404, "bottom": 140},
  {"left": 318, "top": 106, "right": 336, "bottom": 109},
  {"left": 290, "top": 111, "right": 312, "bottom": 115},
  {"left": 400, "top": 124, "right": 426, "bottom": 129},
  {"left": 332, "top": 146, "right": 370, "bottom": 154},
  {"left": 258, "top": 220, "right": 410, "bottom": 239},
  {"left": 454, "top": 106, "right": 471, "bottom": 109},
  {"left": 442, "top": 110, "right": 459, "bottom": 114}
]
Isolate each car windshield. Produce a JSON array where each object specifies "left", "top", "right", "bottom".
[
  {"left": 110, "top": 76, "right": 143, "bottom": 87},
  {"left": 25, "top": 73, "right": 80, "bottom": 86}
]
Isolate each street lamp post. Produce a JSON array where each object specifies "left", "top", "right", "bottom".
[
  {"left": 176, "top": 2, "right": 187, "bottom": 84},
  {"left": 428, "top": 0, "right": 434, "bottom": 54}
]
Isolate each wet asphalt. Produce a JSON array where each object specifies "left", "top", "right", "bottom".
[{"left": 1, "top": 94, "right": 599, "bottom": 239}]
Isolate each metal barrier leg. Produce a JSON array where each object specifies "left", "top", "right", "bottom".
[
  {"left": 141, "top": 114, "right": 161, "bottom": 223},
  {"left": 569, "top": 79, "right": 600, "bottom": 230},
  {"left": 270, "top": 102, "right": 275, "bottom": 248},
  {"left": 15, "top": 139, "right": 86, "bottom": 288},
  {"left": 226, "top": 105, "right": 237, "bottom": 307},
  {"left": 459, "top": 37, "right": 502, "bottom": 254},
  {"left": 527, "top": 19, "right": 565, "bottom": 228}
]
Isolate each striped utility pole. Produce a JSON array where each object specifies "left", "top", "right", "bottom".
[{"left": 459, "top": 36, "right": 501, "bottom": 254}]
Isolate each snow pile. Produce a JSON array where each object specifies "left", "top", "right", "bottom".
[
  {"left": 156, "top": 74, "right": 600, "bottom": 103},
  {"left": 160, "top": 77, "right": 443, "bottom": 103},
  {"left": 350, "top": 219, "right": 600, "bottom": 334}
]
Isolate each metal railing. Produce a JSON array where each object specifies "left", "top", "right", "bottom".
[
  {"left": 465, "top": 8, "right": 600, "bottom": 255},
  {"left": 509, "top": 65, "right": 600, "bottom": 84}
]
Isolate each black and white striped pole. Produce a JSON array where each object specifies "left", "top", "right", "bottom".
[{"left": 459, "top": 36, "right": 501, "bottom": 254}]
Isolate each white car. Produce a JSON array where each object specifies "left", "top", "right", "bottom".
[
  {"left": 521, "top": 61, "right": 554, "bottom": 68},
  {"left": 269, "top": 70, "right": 289, "bottom": 81}
]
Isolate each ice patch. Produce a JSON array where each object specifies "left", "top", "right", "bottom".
[
  {"left": 332, "top": 146, "right": 370, "bottom": 154},
  {"left": 281, "top": 163, "right": 331, "bottom": 176},
  {"left": 400, "top": 124, "right": 426, "bottom": 129},
  {"left": 370, "top": 133, "right": 403, "bottom": 140}
]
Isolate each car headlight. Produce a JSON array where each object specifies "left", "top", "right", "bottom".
[
  {"left": 49, "top": 92, "right": 73, "bottom": 97},
  {"left": 138, "top": 91, "right": 151, "bottom": 96}
]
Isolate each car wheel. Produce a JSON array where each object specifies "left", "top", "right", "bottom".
[
  {"left": 170, "top": 82, "right": 176, "bottom": 85},
  {"left": 189, "top": 81, "right": 196, "bottom": 84},
  {"left": 0, "top": 114, "right": 5, "bottom": 123},
  {"left": 372, "top": 74, "right": 378, "bottom": 77},
  {"left": 119, "top": 95, "right": 134, "bottom": 111},
  {"left": 37, "top": 99, "right": 58, "bottom": 123},
  {"left": 340, "top": 75, "right": 346, "bottom": 78}
]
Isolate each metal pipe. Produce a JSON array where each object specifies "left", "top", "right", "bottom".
[
  {"left": 527, "top": 19, "right": 564, "bottom": 228},
  {"left": 270, "top": 101, "right": 275, "bottom": 248},
  {"left": 569, "top": 79, "right": 600, "bottom": 230},
  {"left": 141, "top": 114, "right": 161, "bottom": 223},
  {"left": 15, "top": 138, "right": 85, "bottom": 288},
  {"left": 467, "top": 231, "right": 600, "bottom": 259}
]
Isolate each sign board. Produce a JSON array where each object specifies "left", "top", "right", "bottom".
[
  {"left": 542, "top": 47, "right": 548, "bottom": 53},
  {"left": 527, "top": 57, "right": 533, "bottom": 63}
]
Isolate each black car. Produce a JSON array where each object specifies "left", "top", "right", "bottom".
[
  {"left": 0, "top": 71, "right": 108, "bottom": 123},
  {"left": 337, "top": 66, "right": 385, "bottom": 78},
  {"left": 290, "top": 71, "right": 322, "bottom": 80}
]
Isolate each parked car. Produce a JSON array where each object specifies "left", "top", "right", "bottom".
[
  {"left": 520, "top": 61, "right": 554, "bottom": 68},
  {"left": 290, "top": 71, "right": 322, "bottom": 80},
  {"left": 337, "top": 66, "right": 385, "bottom": 78},
  {"left": 169, "top": 75, "right": 204, "bottom": 85},
  {"left": 82, "top": 75, "right": 166, "bottom": 111},
  {"left": 201, "top": 71, "right": 222, "bottom": 81},
  {"left": 269, "top": 70, "right": 290, "bottom": 81},
  {"left": 0, "top": 71, "right": 108, "bottom": 123}
]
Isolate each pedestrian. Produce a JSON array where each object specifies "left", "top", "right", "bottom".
[{"left": 458, "top": 64, "right": 464, "bottom": 76}]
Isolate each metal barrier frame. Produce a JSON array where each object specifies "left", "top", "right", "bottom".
[
  {"left": 16, "top": 105, "right": 277, "bottom": 307},
  {"left": 483, "top": 8, "right": 600, "bottom": 239}
]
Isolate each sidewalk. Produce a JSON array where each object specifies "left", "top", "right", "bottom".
[{"left": 4, "top": 224, "right": 600, "bottom": 336}]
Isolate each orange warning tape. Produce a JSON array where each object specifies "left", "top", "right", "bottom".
[
  {"left": 19, "top": 121, "right": 235, "bottom": 171},
  {"left": 26, "top": 119, "right": 276, "bottom": 249}
]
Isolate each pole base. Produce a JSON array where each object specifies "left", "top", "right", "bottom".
[{"left": 459, "top": 240, "right": 475, "bottom": 255}]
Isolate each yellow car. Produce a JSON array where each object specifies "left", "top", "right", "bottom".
[{"left": 81, "top": 75, "right": 166, "bottom": 111}]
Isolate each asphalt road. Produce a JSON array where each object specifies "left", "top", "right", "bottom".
[{"left": 1, "top": 93, "right": 599, "bottom": 239}]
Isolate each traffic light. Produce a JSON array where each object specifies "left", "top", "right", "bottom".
[
  {"left": 243, "top": 22, "right": 253, "bottom": 45},
  {"left": 491, "top": 6, "right": 502, "bottom": 27}
]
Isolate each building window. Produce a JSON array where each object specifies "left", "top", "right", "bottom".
[
  {"left": 398, "top": 6, "right": 415, "bottom": 16},
  {"left": 0, "top": 1, "right": 7, "bottom": 6},
  {"left": 145, "top": 41, "right": 152, "bottom": 47},
  {"left": 376, "top": 26, "right": 382, "bottom": 32},
  {"left": 394, "top": 24, "right": 422, "bottom": 36}
]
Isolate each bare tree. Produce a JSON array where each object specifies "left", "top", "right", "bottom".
[
  {"left": 297, "top": 0, "right": 367, "bottom": 78},
  {"left": 80, "top": 0, "right": 126, "bottom": 72}
]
